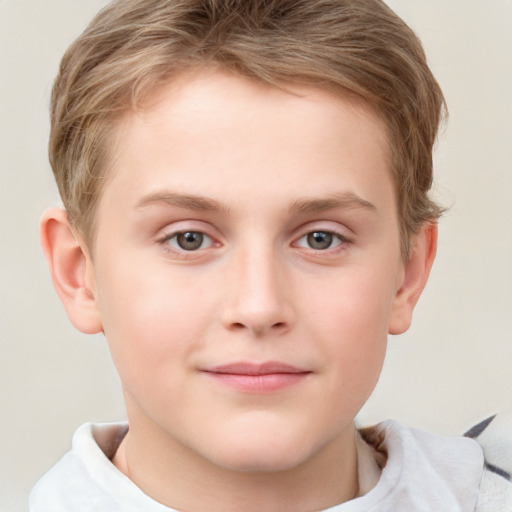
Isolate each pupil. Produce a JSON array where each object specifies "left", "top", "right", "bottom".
[
  {"left": 307, "top": 231, "right": 332, "bottom": 250},
  {"left": 177, "top": 232, "right": 204, "bottom": 250}
]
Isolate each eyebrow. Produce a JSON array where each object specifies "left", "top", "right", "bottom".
[
  {"left": 288, "top": 192, "right": 376, "bottom": 214},
  {"left": 135, "top": 191, "right": 228, "bottom": 213},
  {"left": 135, "top": 190, "right": 376, "bottom": 215}
]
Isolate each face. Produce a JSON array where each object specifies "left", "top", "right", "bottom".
[{"left": 87, "top": 70, "right": 405, "bottom": 473}]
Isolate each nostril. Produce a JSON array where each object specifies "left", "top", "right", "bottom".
[{"left": 228, "top": 321, "right": 287, "bottom": 334}]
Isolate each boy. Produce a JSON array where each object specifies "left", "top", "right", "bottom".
[{"left": 29, "top": 0, "right": 511, "bottom": 510}]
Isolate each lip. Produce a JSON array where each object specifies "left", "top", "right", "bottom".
[{"left": 200, "top": 362, "right": 311, "bottom": 393}]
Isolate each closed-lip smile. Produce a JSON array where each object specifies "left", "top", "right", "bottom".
[{"left": 200, "top": 362, "right": 311, "bottom": 393}]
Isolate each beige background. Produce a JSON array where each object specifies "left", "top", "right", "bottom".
[{"left": 1, "top": 0, "right": 511, "bottom": 510}]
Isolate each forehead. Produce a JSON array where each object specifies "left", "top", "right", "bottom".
[
  {"left": 103, "top": 69, "right": 394, "bottom": 217},
  {"left": 127, "top": 70, "right": 388, "bottom": 154}
]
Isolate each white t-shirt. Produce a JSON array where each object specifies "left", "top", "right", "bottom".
[{"left": 29, "top": 420, "right": 485, "bottom": 511}]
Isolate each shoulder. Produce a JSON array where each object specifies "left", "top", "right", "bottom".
[
  {"left": 464, "top": 410, "right": 512, "bottom": 512},
  {"left": 29, "top": 422, "right": 128, "bottom": 512},
  {"left": 356, "top": 420, "right": 484, "bottom": 511},
  {"left": 362, "top": 418, "right": 484, "bottom": 470},
  {"left": 28, "top": 448, "right": 119, "bottom": 512},
  {"left": 29, "top": 421, "right": 174, "bottom": 512}
]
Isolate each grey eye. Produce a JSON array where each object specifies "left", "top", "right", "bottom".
[
  {"left": 176, "top": 231, "right": 205, "bottom": 251},
  {"left": 307, "top": 231, "right": 334, "bottom": 250},
  {"left": 295, "top": 230, "right": 345, "bottom": 251}
]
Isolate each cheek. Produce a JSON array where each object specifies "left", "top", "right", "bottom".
[
  {"left": 95, "top": 262, "right": 215, "bottom": 387},
  {"left": 304, "top": 267, "right": 396, "bottom": 403},
  {"left": 307, "top": 265, "right": 396, "bottom": 343}
]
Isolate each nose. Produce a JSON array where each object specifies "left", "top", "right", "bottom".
[{"left": 221, "top": 247, "right": 295, "bottom": 337}]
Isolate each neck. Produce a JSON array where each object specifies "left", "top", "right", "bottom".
[{"left": 113, "top": 414, "right": 359, "bottom": 512}]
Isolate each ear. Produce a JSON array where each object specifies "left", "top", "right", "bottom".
[
  {"left": 388, "top": 222, "right": 437, "bottom": 335},
  {"left": 40, "top": 208, "right": 103, "bottom": 334}
]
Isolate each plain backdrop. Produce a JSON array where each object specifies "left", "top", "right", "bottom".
[{"left": 1, "top": 0, "right": 511, "bottom": 510}]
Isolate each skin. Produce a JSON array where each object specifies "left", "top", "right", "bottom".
[{"left": 41, "top": 69, "right": 436, "bottom": 511}]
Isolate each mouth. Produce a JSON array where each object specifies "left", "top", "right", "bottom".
[{"left": 200, "top": 362, "right": 312, "bottom": 393}]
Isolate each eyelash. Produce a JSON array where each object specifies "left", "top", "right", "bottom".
[
  {"left": 157, "top": 227, "right": 351, "bottom": 257},
  {"left": 293, "top": 230, "right": 350, "bottom": 252},
  {"left": 158, "top": 230, "right": 216, "bottom": 253}
]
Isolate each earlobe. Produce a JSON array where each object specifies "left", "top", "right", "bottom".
[
  {"left": 40, "top": 208, "right": 103, "bottom": 334},
  {"left": 388, "top": 223, "right": 438, "bottom": 335}
]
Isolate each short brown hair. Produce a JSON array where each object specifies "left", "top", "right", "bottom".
[{"left": 50, "top": 0, "right": 446, "bottom": 255}]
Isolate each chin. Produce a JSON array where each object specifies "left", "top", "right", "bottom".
[{"left": 202, "top": 420, "right": 327, "bottom": 474}]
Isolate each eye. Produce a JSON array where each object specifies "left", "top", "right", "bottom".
[
  {"left": 295, "top": 230, "right": 346, "bottom": 250},
  {"left": 164, "top": 231, "right": 214, "bottom": 251}
]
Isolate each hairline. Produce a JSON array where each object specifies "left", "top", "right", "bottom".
[{"left": 77, "top": 69, "right": 413, "bottom": 258}]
